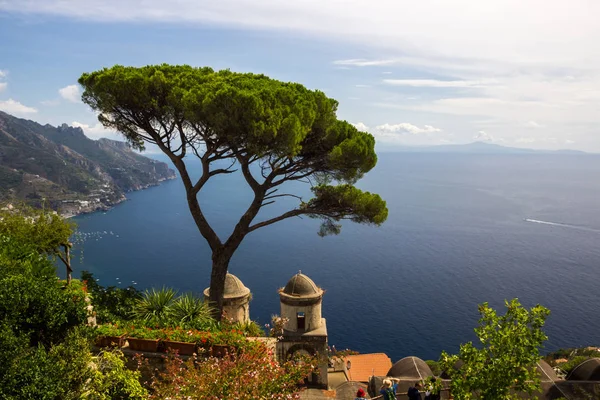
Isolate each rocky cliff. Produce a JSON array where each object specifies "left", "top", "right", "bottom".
[{"left": 0, "top": 111, "right": 176, "bottom": 216}]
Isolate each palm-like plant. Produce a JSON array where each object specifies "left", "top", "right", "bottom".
[
  {"left": 169, "top": 292, "right": 216, "bottom": 330},
  {"left": 131, "top": 287, "right": 176, "bottom": 322}
]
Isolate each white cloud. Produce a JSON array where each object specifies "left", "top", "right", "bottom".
[
  {"left": 525, "top": 120, "right": 543, "bottom": 129},
  {"left": 383, "top": 79, "right": 495, "bottom": 88},
  {"left": 353, "top": 122, "right": 370, "bottom": 131},
  {"left": 0, "top": 70, "right": 7, "bottom": 79},
  {"left": 565, "top": 139, "right": 575, "bottom": 144},
  {"left": 58, "top": 85, "right": 80, "bottom": 103},
  {"left": 376, "top": 123, "right": 441, "bottom": 135},
  {"left": 333, "top": 59, "right": 395, "bottom": 67},
  {"left": 355, "top": 84, "right": 371, "bottom": 88},
  {"left": 0, "top": 99, "right": 38, "bottom": 116},
  {"left": 4, "top": 0, "right": 597, "bottom": 71},
  {"left": 0, "top": 83, "right": 6, "bottom": 92},
  {"left": 516, "top": 137, "right": 536, "bottom": 144},
  {"left": 71, "top": 121, "right": 122, "bottom": 141},
  {"left": 3, "top": 0, "right": 600, "bottom": 150},
  {"left": 473, "top": 130, "right": 494, "bottom": 142},
  {"left": 353, "top": 121, "right": 444, "bottom": 145}
]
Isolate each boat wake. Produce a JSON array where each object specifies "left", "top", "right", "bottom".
[{"left": 524, "top": 219, "right": 600, "bottom": 233}]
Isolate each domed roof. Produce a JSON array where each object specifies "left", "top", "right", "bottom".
[
  {"left": 387, "top": 356, "right": 433, "bottom": 379},
  {"left": 203, "top": 273, "right": 250, "bottom": 299},
  {"left": 537, "top": 360, "right": 559, "bottom": 382},
  {"left": 566, "top": 358, "right": 600, "bottom": 381},
  {"left": 282, "top": 272, "right": 322, "bottom": 298}
]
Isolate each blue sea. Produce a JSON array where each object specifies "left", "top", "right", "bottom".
[{"left": 70, "top": 153, "right": 600, "bottom": 362}]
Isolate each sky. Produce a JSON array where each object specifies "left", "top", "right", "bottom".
[{"left": 0, "top": 0, "right": 599, "bottom": 151}]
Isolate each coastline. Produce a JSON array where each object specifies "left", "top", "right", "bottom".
[{"left": 60, "top": 176, "right": 176, "bottom": 219}]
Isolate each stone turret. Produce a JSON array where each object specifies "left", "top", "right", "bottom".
[
  {"left": 279, "top": 272, "right": 324, "bottom": 333},
  {"left": 276, "top": 271, "right": 328, "bottom": 389},
  {"left": 203, "top": 273, "right": 251, "bottom": 323}
]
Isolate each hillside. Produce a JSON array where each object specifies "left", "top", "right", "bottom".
[{"left": 0, "top": 111, "right": 176, "bottom": 216}]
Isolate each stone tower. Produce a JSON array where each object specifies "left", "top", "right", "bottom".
[
  {"left": 276, "top": 272, "right": 328, "bottom": 389},
  {"left": 203, "top": 273, "right": 251, "bottom": 323}
]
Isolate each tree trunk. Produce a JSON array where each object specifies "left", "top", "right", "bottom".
[
  {"left": 59, "top": 244, "right": 73, "bottom": 285},
  {"left": 65, "top": 244, "right": 72, "bottom": 285},
  {"left": 208, "top": 250, "right": 234, "bottom": 321}
]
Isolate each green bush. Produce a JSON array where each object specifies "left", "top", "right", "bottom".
[
  {"left": 0, "top": 327, "right": 93, "bottom": 400},
  {"left": 0, "top": 216, "right": 146, "bottom": 399},
  {"left": 0, "top": 244, "right": 87, "bottom": 348},
  {"left": 232, "top": 320, "right": 266, "bottom": 337},
  {"left": 168, "top": 292, "right": 215, "bottom": 329},
  {"left": 84, "top": 350, "right": 148, "bottom": 400},
  {"left": 131, "top": 287, "right": 176, "bottom": 323},
  {"left": 559, "top": 356, "right": 589, "bottom": 374},
  {"left": 82, "top": 270, "right": 142, "bottom": 324}
]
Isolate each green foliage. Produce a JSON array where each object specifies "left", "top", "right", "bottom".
[
  {"left": 168, "top": 292, "right": 215, "bottom": 329},
  {"left": 0, "top": 328, "right": 94, "bottom": 400},
  {"left": 544, "top": 347, "right": 600, "bottom": 370},
  {"left": 131, "top": 286, "right": 176, "bottom": 323},
  {"left": 425, "top": 359, "right": 442, "bottom": 376},
  {"left": 148, "top": 341, "right": 316, "bottom": 399},
  {"left": 0, "top": 202, "right": 74, "bottom": 277},
  {"left": 82, "top": 270, "right": 142, "bottom": 324},
  {"left": 557, "top": 355, "right": 589, "bottom": 374},
  {"left": 95, "top": 323, "right": 128, "bottom": 337},
  {"left": 307, "top": 184, "right": 388, "bottom": 236},
  {"left": 79, "top": 64, "right": 388, "bottom": 319},
  {"left": 0, "top": 245, "right": 87, "bottom": 348},
  {"left": 160, "top": 327, "right": 210, "bottom": 343},
  {"left": 0, "top": 222, "right": 146, "bottom": 399},
  {"left": 440, "top": 299, "right": 550, "bottom": 400},
  {"left": 423, "top": 376, "right": 443, "bottom": 396},
  {"left": 78, "top": 66, "right": 386, "bottom": 226},
  {"left": 231, "top": 320, "right": 266, "bottom": 337},
  {"left": 83, "top": 350, "right": 148, "bottom": 400},
  {"left": 126, "top": 326, "right": 166, "bottom": 340}
]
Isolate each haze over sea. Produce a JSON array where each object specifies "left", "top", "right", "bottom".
[{"left": 71, "top": 152, "right": 600, "bottom": 362}]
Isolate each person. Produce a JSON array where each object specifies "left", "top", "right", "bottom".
[
  {"left": 355, "top": 387, "right": 367, "bottom": 399},
  {"left": 379, "top": 378, "right": 399, "bottom": 400},
  {"left": 424, "top": 377, "right": 440, "bottom": 400},
  {"left": 407, "top": 382, "right": 422, "bottom": 400}
]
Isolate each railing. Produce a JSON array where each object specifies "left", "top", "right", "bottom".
[{"left": 368, "top": 388, "right": 452, "bottom": 399}]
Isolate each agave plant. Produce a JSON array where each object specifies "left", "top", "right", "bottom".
[
  {"left": 169, "top": 292, "right": 215, "bottom": 330},
  {"left": 131, "top": 287, "right": 176, "bottom": 322}
]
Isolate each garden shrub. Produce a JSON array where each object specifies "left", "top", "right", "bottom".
[
  {"left": 81, "top": 270, "right": 142, "bottom": 324},
  {"left": 149, "top": 341, "right": 316, "bottom": 399}
]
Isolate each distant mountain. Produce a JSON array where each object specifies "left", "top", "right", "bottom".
[
  {"left": 389, "top": 141, "right": 587, "bottom": 155},
  {"left": 0, "top": 111, "right": 176, "bottom": 216}
]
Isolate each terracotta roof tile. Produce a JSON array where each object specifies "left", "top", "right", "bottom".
[{"left": 344, "top": 353, "right": 392, "bottom": 382}]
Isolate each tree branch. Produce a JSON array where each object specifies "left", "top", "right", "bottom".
[
  {"left": 263, "top": 193, "right": 303, "bottom": 201},
  {"left": 236, "top": 153, "right": 261, "bottom": 194},
  {"left": 136, "top": 117, "right": 222, "bottom": 251},
  {"left": 248, "top": 209, "right": 305, "bottom": 232}
]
